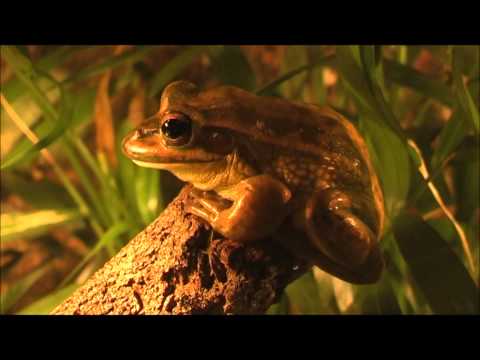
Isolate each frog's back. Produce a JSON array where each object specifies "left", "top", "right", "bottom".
[
  {"left": 194, "top": 86, "right": 384, "bottom": 236},
  {"left": 196, "top": 86, "right": 364, "bottom": 157}
]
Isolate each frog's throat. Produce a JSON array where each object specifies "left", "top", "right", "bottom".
[
  {"left": 132, "top": 159, "right": 232, "bottom": 191},
  {"left": 132, "top": 151, "right": 255, "bottom": 192}
]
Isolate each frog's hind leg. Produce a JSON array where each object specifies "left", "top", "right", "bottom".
[{"left": 304, "top": 188, "right": 384, "bottom": 281}]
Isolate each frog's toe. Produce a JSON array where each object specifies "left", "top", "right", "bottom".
[{"left": 185, "top": 198, "right": 214, "bottom": 222}]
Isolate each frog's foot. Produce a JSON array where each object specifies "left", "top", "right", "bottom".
[
  {"left": 305, "top": 188, "right": 380, "bottom": 269},
  {"left": 275, "top": 222, "right": 383, "bottom": 284},
  {"left": 186, "top": 175, "right": 292, "bottom": 243},
  {"left": 186, "top": 189, "right": 232, "bottom": 224}
]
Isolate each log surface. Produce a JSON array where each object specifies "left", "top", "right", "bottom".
[{"left": 51, "top": 187, "right": 307, "bottom": 315}]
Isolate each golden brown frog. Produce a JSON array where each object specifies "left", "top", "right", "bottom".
[{"left": 122, "top": 80, "right": 385, "bottom": 284}]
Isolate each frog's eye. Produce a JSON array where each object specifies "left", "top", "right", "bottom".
[{"left": 161, "top": 113, "right": 193, "bottom": 146}]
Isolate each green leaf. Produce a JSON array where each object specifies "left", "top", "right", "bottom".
[
  {"left": 266, "top": 291, "right": 289, "bottom": 315},
  {"left": 1, "top": 208, "right": 83, "bottom": 243},
  {"left": 431, "top": 110, "right": 469, "bottom": 170},
  {"left": 285, "top": 270, "right": 326, "bottom": 314},
  {"left": 335, "top": 46, "right": 379, "bottom": 115},
  {"left": 116, "top": 121, "right": 144, "bottom": 230},
  {"left": 255, "top": 54, "right": 335, "bottom": 96},
  {"left": 377, "top": 281, "right": 402, "bottom": 315},
  {"left": 1, "top": 46, "right": 58, "bottom": 122},
  {"left": 135, "top": 167, "right": 158, "bottom": 225},
  {"left": 453, "top": 46, "right": 480, "bottom": 134},
  {"left": 2, "top": 46, "right": 84, "bottom": 103},
  {"left": 359, "top": 116, "right": 411, "bottom": 222},
  {"left": 70, "top": 88, "right": 97, "bottom": 129},
  {"left": 17, "top": 284, "right": 79, "bottom": 315},
  {"left": 209, "top": 46, "right": 255, "bottom": 91},
  {"left": 393, "top": 212, "right": 479, "bottom": 314},
  {"left": 63, "top": 46, "right": 156, "bottom": 86},
  {"left": 427, "top": 218, "right": 458, "bottom": 246},
  {"left": 468, "top": 76, "right": 479, "bottom": 109},
  {"left": 60, "top": 222, "right": 131, "bottom": 288},
  {"left": 358, "top": 45, "right": 378, "bottom": 75},
  {"left": 1, "top": 89, "right": 96, "bottom": 169},
  {"left": 279, "top": 46, "right": 309, "bottom": 99},
  {"left": 312, "top": 71, "right": 326, "bottom": 103},
  {"left": 452, "top": 142, "right": 480, "bottom": 221},
  {"left": 1, "top": 172, "right": 75, "bottom": 209},
  {"left": 1, "top": 88, "right": 74, "bottom": 170},
  {"left": 146, "top": 169, "right": 161, "bottom": 221},
  {"left": 358, "top": 276, "right": 403, "bottom": 314},
  {"left": 0, "top": 265, "right": 49, "bottom": 314},
  {"left": 358, "top": 46, "right": 405, "bottom": 138},
  {"left": 134, "top": 167, "right": 161, "bottom": 226},
  {"left": 1, "top": 118, "right": 52, "bottom": 169},
  {"left": 148, "top": 46, "right": 204, "bottom": 98},
  {"left": 383, "top": 59, "right": 454, "bottom": 107}
]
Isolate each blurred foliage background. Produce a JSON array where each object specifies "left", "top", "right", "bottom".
[{"left": 0, "top": 45, "right": 478, "bottom": 315}]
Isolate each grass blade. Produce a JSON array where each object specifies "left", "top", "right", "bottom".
[
  {"left": 0, "top": 265, "right": 49, "bottom": 314},
  {"left": 63, "top": 46, "right": 156, "bottom": 86},
  {"left": 453, "top": 47, "right": 480, "bottom": 134},
  {"left": 285, "top": 270, "right": 326, "bottom": 314},
  {"left": 210, "top": 46, "right": 255, "bottom": 91},
  {"left": 266, "top": 292, "right": 289, "bottom": 315},
  {"left": 2, "top": 46, "right": 84, "bottom": 103},
  {"left": 359, "top": 116, "right": 411, "bottom": 222},
  {"left": 431, "top": 110, "right": 469, "bottom": 171},
  {"left": 148, "top": 46, "right": 204, "bottom": 98},
  {"left": 1, "top": 172, "right": 75, "bottom": 209},
  {"left": 60, "top": 222, "right": 131, "bottom": 286},
  {"left": 383, "top": 59, "right": 454, "bottom": 107},
  {"left": 393, "top": 212, "right": 478, "bottom": 314},
  {"left": 1, "top": 209, "right": 82, "bottom": 243},
  {"left": 279, "top": 46, "right": 309, "bottom": 99},
  {"left": 255, "top": 54, "right": 335, "bottom": 96},
  {"left": 1, "top": 88, "right": 74, "bottom": 170},
  {"left": 1, "top": 89, "right": 96, "bottom": 169},
  {"left": 17, "top": 284, "right": 79, "bottom": 315},
  {"left": 0, "top": 91, "right": 103, "bottom": 237},
  {"left": 1, "top": 46, "right": 58, "bottom": 121}
]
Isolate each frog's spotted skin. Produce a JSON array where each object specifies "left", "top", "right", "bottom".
[{"left": 123, "top": 81, "right": 385, "bottom": 284}]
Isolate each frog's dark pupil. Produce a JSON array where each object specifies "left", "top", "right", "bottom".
[{"left": 161, "top": 118, "right": 191, "bottom": 140}]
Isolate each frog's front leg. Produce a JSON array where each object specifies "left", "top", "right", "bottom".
[
  {"left": 186, "top": 175, "right": 292, "bottom": 242},
  {"left": 304, "top": 188, "right": 383, "bottom": 272}
]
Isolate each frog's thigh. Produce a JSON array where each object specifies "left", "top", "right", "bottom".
[
  {"left": 190, "top": 175, "right": 292, "bottom": 242},
  {"left": 304, "top": 188, "right": 378, "bottom": 269}
]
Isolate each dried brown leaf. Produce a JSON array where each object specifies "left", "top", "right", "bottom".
[
  {"left": 94, "top": 46, "right": 130, "bottom": 167},
  {"left": 128, "top": 81, "right": 146, "bottom": 126}
]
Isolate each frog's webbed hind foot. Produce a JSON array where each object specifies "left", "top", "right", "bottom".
[{"left": 304, "top": 188, "right": 383, "bottom": 275}]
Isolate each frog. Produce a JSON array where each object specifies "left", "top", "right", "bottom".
[{"left": 122, "top": 80, "right": 385, "bottom": 284}]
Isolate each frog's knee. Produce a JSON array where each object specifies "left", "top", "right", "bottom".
[
  {"left": 243, "top": 175, "right": 292, "bottom": 205},
  {"left": 305, "top": 191, "right": 382, "bottom": 273},
  {"left": 331, "top": 209, "right": 376, "bottom": 267}
]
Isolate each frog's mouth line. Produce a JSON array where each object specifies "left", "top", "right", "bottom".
[{"left": 132, "top": 159, "right": 222, "bottom": 169}]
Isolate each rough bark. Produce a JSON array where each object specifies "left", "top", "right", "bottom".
[{"left": 51, "top": 186, "right": 308, "bottom": 315}]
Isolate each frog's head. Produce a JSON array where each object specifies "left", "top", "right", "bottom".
[{"left": 122, "top": 81, "right": 254, "bottom": 190}]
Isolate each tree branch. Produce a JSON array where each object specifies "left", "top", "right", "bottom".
[{"left": 51, "top": 186, "right": 308, "bottom": 315}]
